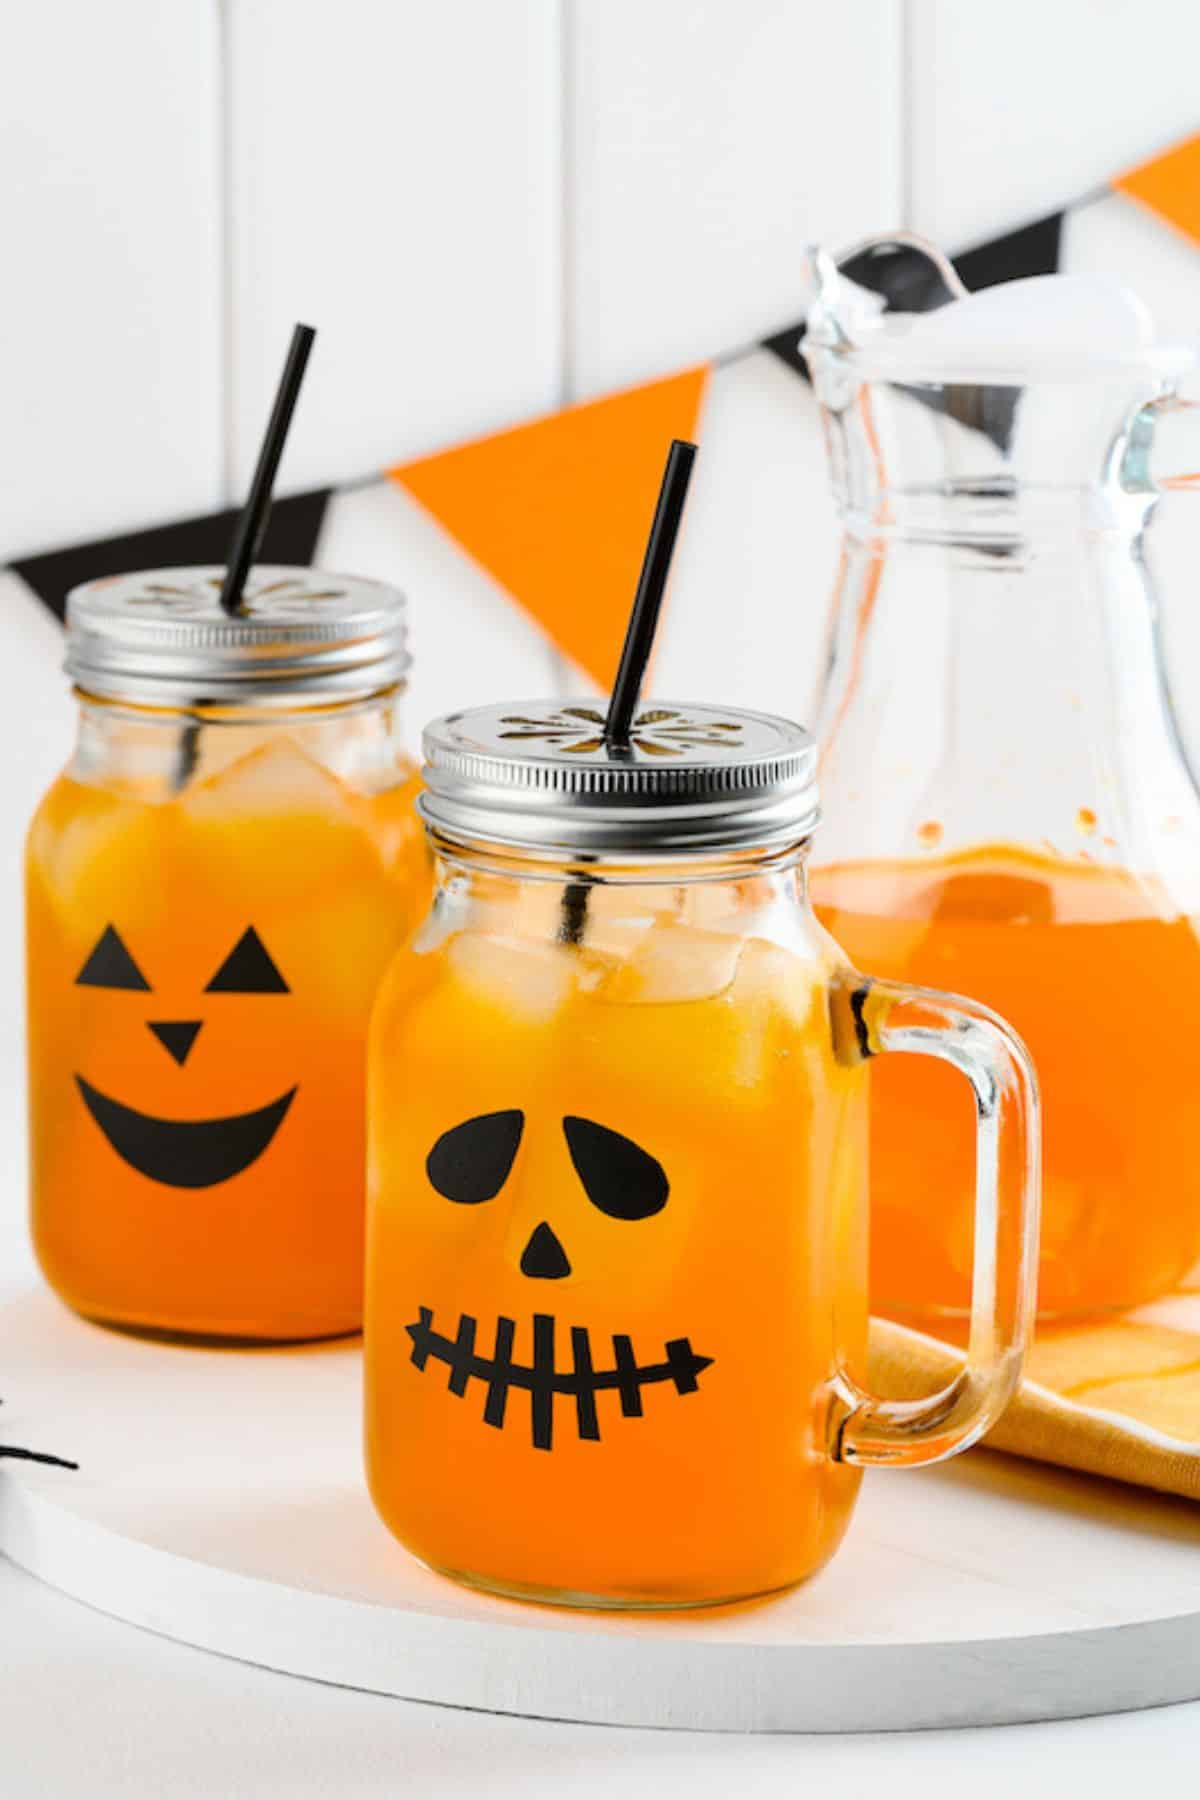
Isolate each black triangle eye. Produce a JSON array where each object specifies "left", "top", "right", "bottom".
[
  {"left": 76, "top": 925, "right": 151, "bottom": 991},
  {"left": 562, "top": 1117, "right": 668, "bottom": 1221},
  {"left": 205, "top": 927, "right": 289, "bottom": 994},
  {"left": 427, "top": 1111, "right": 524, "bottom": 1204}
]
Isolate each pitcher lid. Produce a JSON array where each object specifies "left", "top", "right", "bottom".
[
  {"left": 419, "top": 699, "right": 819, "bottom": 855},
  {"left": 803, "top": 239, "right": 1200, "bottom": 383}
]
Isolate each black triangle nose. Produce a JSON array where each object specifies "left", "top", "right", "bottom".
[
  {"left": 148, "top": 1020, "right": 203, "bottom": 1066},
  {"left": 519, "top": 1221, "right": 571, "bottom": 1280}
]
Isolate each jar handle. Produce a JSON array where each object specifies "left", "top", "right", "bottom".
[{"left": 831, "top": 978, "right": 1041, "bottom": 1468}]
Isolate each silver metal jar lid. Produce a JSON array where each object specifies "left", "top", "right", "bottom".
[
  {"left": 65, "top": 565, "right": 409, "bottom": 706},
  {"left": 420, "top": 700, "right": 819, "bottom": 855}
]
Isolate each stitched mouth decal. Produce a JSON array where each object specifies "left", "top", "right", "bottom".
[
  {"left": 75, "top": 1076, "right": 298, "bottom": 1189},
  {"left": 407, "top": 1307, "right": 713, "bottom": 1451}
]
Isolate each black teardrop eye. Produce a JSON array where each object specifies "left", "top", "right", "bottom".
[
  {"left": 562, "top": 1116, "right": 668, "bottom": 1221},
  {"left": 76, "top": 925, "right": 151, "bottom": 991},
  {"left": 205, "top": 926, "right": 289, "bottom": 994},
  {"left": 427, "top": 1110, "right": 525, "bottom": 1205}
]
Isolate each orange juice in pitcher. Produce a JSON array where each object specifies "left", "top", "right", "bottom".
[
  {"left": 803, "top": 236, "right": 1200, "bottom": 1319},
  {"left": 27, "top": 566, "right": 428, "bottom": 1342}
]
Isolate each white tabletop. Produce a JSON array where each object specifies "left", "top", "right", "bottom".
[
  {"left": 3, "top": 1257, "right": 1200, "bottom": 1788},
  {"left": 4, "top": 1553, "right": 1200, "bottom": 1798}
]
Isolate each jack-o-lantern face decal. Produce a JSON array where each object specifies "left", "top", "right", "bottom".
[
  {"left": 406, "top": 1111, "right": 713, "bottom": 1451},
  {"left": 73, "top": 923, "right": 297, "bottom": 1189}
]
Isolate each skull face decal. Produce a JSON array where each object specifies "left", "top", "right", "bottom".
[
  {"left": 407, "top": 1111, "right": 713, "bottom": 1450},
  {"left": 73, "top": 922, "right": 297, "bottom": 1188}
]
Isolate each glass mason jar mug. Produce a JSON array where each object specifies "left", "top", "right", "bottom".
[
  {"left": 365, "top": 701, "right": 1040, "bottom": 1609},
  {"left": 27, "top": 567, "right": 429, "bottom": 1343}
]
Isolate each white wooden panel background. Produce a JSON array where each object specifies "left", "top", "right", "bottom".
[
  {"left": 566, "top": 0, "right": 902, "bottom": 398},
  {"left": 1, "top": 0, "right": 1200, "bottom": 1280},
  {"left": 0, "top": 0, "right": 223, "bottom": 560},
  {"left": 907, "top": 0, "right": 1200, "bottom": 247},
  {"left": 227, "top": 0, "right": 564, "bottom": 493}
]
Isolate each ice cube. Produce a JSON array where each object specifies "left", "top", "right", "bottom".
[
  {"left": 725, "top": 938, "right": 827, "bottom": 1090},
  {"left": 184, "top": 738, "right": 355, "bottom": 823},
  {"left": 447, "top": 932, "right": 574, "bottom": 1025},
  {"left": 30, "top": 780, "right": 176, "bottom": 941},
  {"left": 353, "top": 770, "right": 427, "bottom": 882},
  {"left": 729, "top": 937, "right": 823, "bottom": 1032},
  {"left": 570, "top": 908, "right": 658, "bottom": 969},
  {"left": 594, "top": 922, "right": 743, "bottom": 1005},
  {"left": 180, "top": 739, "right": 376, "bottom": 906}
]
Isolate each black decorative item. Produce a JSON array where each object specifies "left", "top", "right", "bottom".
[
  {"left": 75, "top": 1077, "right": 297, "bottom": 1189},
  {"left": 603, "top": 439, "right": 698, "bottom": 753},
  {"left": 562, "top": 1115, "right": 669, "bottom": 1221},
  {"left": 205, "top": 926, "right": 290, "bottom": 995},
  {"left": 415, "top": 1112, "right": 702, "bottom": 1446},
  {"left": 13, "top": 489, "right": 331, "bottom": 626},
  {"left": 558, "top": 438, "right": 698, "bottom": 948},
  {"left": 72, "top": 922, "right": 298, "bottom": 1186},
  {"left": 426, "top": 1111, "right": 526, "bottom": 1206},
  {"left": 170, "top": 321, "right": 317, "bottom": 792},
  {"left": 406, "top": 1308, "right": 712, "bottom": 1451},
  {"left": 519, "top": 1222, "right": 572, "bottom": 1281},
  {"left": 0, "top": 1398, "right": 77, "bottom": 1472},
  {"left": 219, "top": 324, "right": 317, "bottom": 619},
  {"left": 76, "top": 924, "right": 151, "bottom": 991}
]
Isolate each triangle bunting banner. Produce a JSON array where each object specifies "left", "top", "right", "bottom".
[
  {"left": 389, "top": 365, "right": 710, "bottom": 690},
  {"left": 9, "top": 131, "right": 1200, "bottom": 690},
  {"left": 14, "top": 487, "right": 332, "bottom": 623},
  {"left": 1116, "top": 132, "right": 1200, "bottom": 248}
]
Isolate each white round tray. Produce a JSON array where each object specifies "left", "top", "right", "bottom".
[{"left": 3, "top": 1288, "right": 1200, "bottom": 1733}]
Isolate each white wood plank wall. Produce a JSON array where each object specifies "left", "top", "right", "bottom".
[
  {"left": 1, "top": 0, "right": 1200, "bottom": 1275},
  {"left": 5, "top": 0, "right": 1197, "bottom": 561}
]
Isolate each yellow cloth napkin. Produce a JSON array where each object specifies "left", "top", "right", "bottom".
[{"left": 870, "top": 1286, "right": 1200, "bottom": 1501}]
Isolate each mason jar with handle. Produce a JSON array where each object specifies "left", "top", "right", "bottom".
[{"left": 364, "top": 697, "right": 1040, "bottom": 1609}]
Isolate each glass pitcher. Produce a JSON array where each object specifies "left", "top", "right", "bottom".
[
  {"left": 364, "top": 698, "right": 1039, "bottom": 1609},
  {"left": 803, "top": 239, "right": 1200, "bottom": 1323}
]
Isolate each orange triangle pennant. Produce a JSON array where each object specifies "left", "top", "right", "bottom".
[
  {"left": 389, "top": 365, "right": 710, "bottom": 689},
  {"left": 1115, "top": 131, "right": 1200, "bottom": 247}
]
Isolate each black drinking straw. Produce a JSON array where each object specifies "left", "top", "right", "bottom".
[
  {"left": 603, "top": 438, "right": 697, "bottom": 751},
  {"left": 219, "top": 322, "right": 317, "bottom": 617},
  {"left": 557, "top": 438, "right": 698, "bottom": 946},
  {"left": 172, "top": 323, "right": 316, "bottom": 792}
]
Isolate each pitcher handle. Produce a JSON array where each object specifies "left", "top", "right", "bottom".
[{"left": 831, "top": 978, "right": 1041, "bottom": 1468}]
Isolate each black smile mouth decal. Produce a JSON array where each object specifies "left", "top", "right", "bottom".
[
  {"left": 75, "top": 1076, "right": 298, "bottom": 1189},
  {"left": 407, "top": 1307, "right": 713, "bottom": 1451}
]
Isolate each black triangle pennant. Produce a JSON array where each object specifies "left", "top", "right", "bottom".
[
  {"left": 12, "top": 486, "right": 332, "bottom": 624},
  {"left": 954, "top": 212, "right": 1063, "bottom": 295}
]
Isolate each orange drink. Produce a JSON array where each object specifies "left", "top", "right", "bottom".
[
  {"left": 27, "top": 567, "right": 427, "bottom": 1342},
  {"left": 814, "top": 845, "right": 1200, "bottom": 1320},
  {"left": 363, "top": 700, "right": 1039, "bottom": 1609},
  {"left": 369, "top": 909, "right": 867, "bottom": 1606}
]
